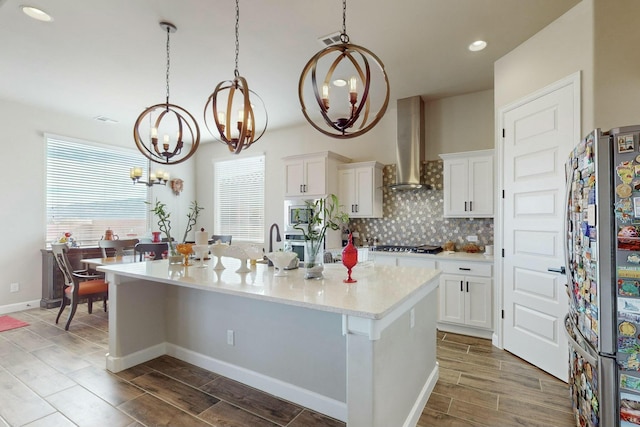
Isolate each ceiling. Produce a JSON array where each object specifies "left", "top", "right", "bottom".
[{"left": 0, "top": 0, "right": 580, "bottom": 138}]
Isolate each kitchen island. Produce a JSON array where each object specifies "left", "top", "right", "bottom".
[{"left": 98, "top": 258, "right": 440, "bottom": 427}]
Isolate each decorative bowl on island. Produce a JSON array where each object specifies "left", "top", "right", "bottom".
[
  {"left": 266, "top": 251, "right": 298, "bottom": 277},
  {"left": 210, "top": 241, "right": 229, "bottom": 270},
  {"left": 175, "top": 243, "right": 194, "bottom": 266}
]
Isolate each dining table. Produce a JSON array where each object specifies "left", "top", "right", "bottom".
[{"left": 81, "top": 255, "right": 138, "bottom": 268}]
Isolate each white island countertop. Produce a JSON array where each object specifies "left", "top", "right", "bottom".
[{"left": 98, "top": 258, "right": 440, "bottom": 320}]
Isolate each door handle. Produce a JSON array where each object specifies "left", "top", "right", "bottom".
[
  {"left": 464, "top": 201, "right": 467, "bottom": 211},
  {"left": 547, "top": 266, "right": 566, "bottom": 275},
  {"left": 460, "top": 281, "right": 463, "bottom": 292},
  {"left": 466, "top": 281, "right": 469, "bottom": 292},
  {"left": 469, "top": 201, "right": 473, "bottom": 211}
]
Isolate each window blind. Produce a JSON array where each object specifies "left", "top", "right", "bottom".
[
  {"left": 214, "top": 155, "right": 265, "bottom": 243},
  {"left": 46, "top": 135, "right": 149, "bottom": 246}
]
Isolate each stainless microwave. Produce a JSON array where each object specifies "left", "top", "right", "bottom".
[{"left": 284, "top": 199, "right": 318, "bottom": 231}]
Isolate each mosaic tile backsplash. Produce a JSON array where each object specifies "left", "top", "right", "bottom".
[{"left": 347, "top": 161, "right": 494, "bottom": 251}]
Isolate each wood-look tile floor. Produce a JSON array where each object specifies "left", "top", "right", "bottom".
[
  {"left": 0, "top": 305, "right": 573, "bottom": 426},
  {"left": 421, "top": 331, "right": 575, "bottom": 427}
]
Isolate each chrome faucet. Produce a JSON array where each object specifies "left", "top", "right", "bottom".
[{"left": 268, "top": 223, "right": 282, "bottom": 266}]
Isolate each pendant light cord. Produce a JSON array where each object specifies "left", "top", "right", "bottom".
[
  {"left": 234, "top": 0, "right": 240, "bottom": 78},
  {"left": 165, "top": 24, "right": 171, "bottom": 108},
  {"left": 340, "top": 0, "right": 349, "bottom": 43}
]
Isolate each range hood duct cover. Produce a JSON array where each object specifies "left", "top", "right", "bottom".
[{"left": 390, "top": 96, "right": 429, "bottom": 190}]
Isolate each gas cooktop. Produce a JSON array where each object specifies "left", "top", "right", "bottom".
[{"left": 372, "top": 245, "right": 442, "bottom": 254}]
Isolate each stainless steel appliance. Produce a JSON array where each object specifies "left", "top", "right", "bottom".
[
  {"left": 565, "top": 125, "right": 640, "bottom": 427},
  {"left": 284, "top": 198, "right": 317, "bottom": 232},
  {"left": 371, "top": 244, "right": 442, "bottom": 254},
  {"left": 284, "top": 232, "right": 306, "bottom": 264}
]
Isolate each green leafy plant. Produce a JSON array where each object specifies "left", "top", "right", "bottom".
[
  {"left": 148, "top": 199, "right": 203, "bottom": 255},
  {"left": 293, "top": 194, "right": 349, "bottom": 268}
]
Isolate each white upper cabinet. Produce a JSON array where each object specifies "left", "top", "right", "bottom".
[
  {"left": 440, "top": 149, "right": 494, "bottom": 218},
  {"left": 283, "top": 151, "right": 350, "bottom": 198},
  {"left": 338, "top": 162, "right": 383, "bottom": 218}
]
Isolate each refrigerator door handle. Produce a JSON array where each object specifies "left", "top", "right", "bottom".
[
  {"left": 547, "top": 266, "right": 566, "bottom": 275},
  {"left": 564, "top": 314, "right": 598, "bottom": 366},
  {"left": 563, "top": 161, "right": 573, "bottom": 290}
]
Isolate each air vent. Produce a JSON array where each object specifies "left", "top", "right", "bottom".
[
  {"left": 318, "top": 31, "right": 342, "bottom": 47},
  {"left": 93, "top": 115, "right": 118, "bottom": 123}
]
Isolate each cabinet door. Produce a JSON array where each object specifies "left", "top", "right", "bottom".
[
  {"left": 468, "top": 155, "right": 494, "bottom": 217},
  {"left": 353, "top": 167, "right": 374, "bottom": 217},
  {"left": 443, "top": 158, "right": 469, "bottom": 217},
  {"left": 372, "top": 253, "right": 397, "bottom": 266},
  {"left": 284, "top": 160, "right": 305, "bottom": 197},
  {"left": 465, "top": 277, "right": 492, "bottom": 329},
  {"left": 303, "top": 157, "right": 326, "bottom": 196},
  {"left": 338, "top": 168, "right": 357, "bottom": 215},
  {"left": 439, "top": 274, "right": 465, "bottom": 325}
]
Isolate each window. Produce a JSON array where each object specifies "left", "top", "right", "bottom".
[
  {"left": 46, "top": 134, "right": 149, "bottom": 246},
  {"left": 214, "top": 155, "right": 265, "bottom": 243}
]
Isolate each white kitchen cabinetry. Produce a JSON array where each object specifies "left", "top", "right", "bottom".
[
  {"left": 438, "top": 260, "right": 492, "bottom": 333},
  {"left": 338, "top": 161, "right": 383, "bottom": 218},
  {"left": 440, "top": 149, "right": 494, "bottom": 218},
  {"left": 283, "top": 151, "right": 350, "bottom": 198}
]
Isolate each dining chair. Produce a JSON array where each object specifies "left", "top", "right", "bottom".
[
  {"left": 210, "top": 235, "right": 232, "bottom": 244},
  {"left": 135, "top": 242, "right": 169, "bottom": 261},
  {"left": 51, "top": 243, "right": 109, "bottom": 331},
  {"left": 98, "top": 238, "right": 139, "bottom": 257}
]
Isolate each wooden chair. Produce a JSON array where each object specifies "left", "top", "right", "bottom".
[
  {"left": 135, "top": 242, "right": 169, "bottom": 261},
  {"left": 98, "top": 238, "right": 139, "bottom": 257},
  {"left": 210, "top": 235, "right": 232, "bottom": 244},
  {"left": 51, "top": 243, "right": 109, "bottom": 330}
]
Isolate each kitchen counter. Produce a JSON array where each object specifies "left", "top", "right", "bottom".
[{"left": 99, "top": 258, "right": 440, "bottom": 426}]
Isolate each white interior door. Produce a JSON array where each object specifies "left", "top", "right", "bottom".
[{"left": 501, "top": 75, "right": 579, "bottom": 381}]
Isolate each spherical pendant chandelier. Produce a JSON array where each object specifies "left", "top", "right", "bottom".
[
  {"left": 133, "top": 22, "right": 200, "bottom": 165},
  {"left": 204, "top": 0, "right": 267, "bottom": 154},
  {"left": 298, "top": 0, "right": 390, "bottom": 139}
]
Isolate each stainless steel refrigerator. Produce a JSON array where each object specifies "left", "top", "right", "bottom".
[{"left": 566, "top": 125, "right": 640, "bottom": 427}]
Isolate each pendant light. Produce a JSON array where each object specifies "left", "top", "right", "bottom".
[
  {"left": 298, "top": 0, "right": 390, "bottom": 139},
  {"left": 133, "top": 22, "right": 200, "bottom": 165},
  {"left": 204, "top": 0, "right": 267, "bottom": 154}
]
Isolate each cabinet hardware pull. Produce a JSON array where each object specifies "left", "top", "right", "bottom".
[
  {"left": 466, "top": 281, "right": 469, "bottom": 292},
  {"left": 300, "top": 184, "right": 303, "bottom": 193},
  {"left": 464, "top": 201, "right": 467, "bottom": 211},
  {"left": 460, "top": 281, "right": 463, "bottom": 292},
  {"left": 469, "top": 201, "right": 473, "bottom": 211},
  {"left": 458, "top": 267, "right": 471, "bottom": 271},
  {"left": 355, "top": 204, "right": 358, "bottom": 213}
]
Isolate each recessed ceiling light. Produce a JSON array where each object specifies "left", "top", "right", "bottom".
[
  {"left": 468, "top": 40, "right": 487, "bottom": 52},
  {"left": 333, "top": 79, "right": 347, "bottom": 87},
  {"left": 21, "top": 5, "right": 53, "bottom": 22}
]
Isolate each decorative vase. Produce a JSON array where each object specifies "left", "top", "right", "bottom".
[
  {"left": 304, "top": 239, "right": 324, "bottom": 280},
  {"left": 342, "top": 232, "right": 358, "bottom": 283}
]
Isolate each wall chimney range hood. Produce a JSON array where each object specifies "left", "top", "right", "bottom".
[{"left": 390, "top": 96, "right": 429, "bottom": 190}]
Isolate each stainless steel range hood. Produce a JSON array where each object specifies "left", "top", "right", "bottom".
[{"left": 390, "top": 96, "right": 429, "bottom": 190}]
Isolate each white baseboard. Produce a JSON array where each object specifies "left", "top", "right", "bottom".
[
  {"left": 403, "top": 362, "right": 439, "bottom": 427},
  {"left": 437, "top": 323, "right": 493, "bottom": 340},
  {"left": 0, "top": 300, "right": 42, "bottom": 315},
  {"left": 106, "top": 343, "right": 166, "bottom": 373},
  {"left": 167, "top": 343, "right": 347, "bottom": 422}
]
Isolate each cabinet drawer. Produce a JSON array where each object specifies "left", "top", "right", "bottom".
[{"left": 438, "top": 261, "right": 492, "bottom": 277}]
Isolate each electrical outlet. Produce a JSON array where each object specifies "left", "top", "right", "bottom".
[
  {"left": 466, "top": 235, "right": 478, "bottom": 242},
  {"left": 410, "top": 308, "right": 415, "bottom": 329},
  {"left": 10, "top": 282, "right": 19, "bottom": 293},
  {"left": 227, "top": 329, "right": 235, "bottom": 346}
]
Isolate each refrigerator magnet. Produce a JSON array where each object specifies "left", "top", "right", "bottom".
[
  {"left": 621, "top": 374, "right": 640, "bottom": 392},
  {"left": 618, "top": 134, "right": 636, "bottom": 153},
  {"left": 619, "top": 320, "right": 638, "bottom": 336},
  {"left": 618, "top": 184, "right": 633, "bottom": 198},
  {"left": 634, "top": 197, "right": 640, "bottom": 218},
  {"left": 621, "top": 299, "right": 640, "bottom": 315},
  {"left": 618, "top": 278, "right": 640, "bottom": 296}
]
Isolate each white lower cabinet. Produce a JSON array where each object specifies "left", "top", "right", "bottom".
[{"left": 438, "top": 260, "right": 493, "bottom": 333}]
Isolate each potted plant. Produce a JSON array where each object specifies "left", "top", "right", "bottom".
[
  {"left": 148, "top": 199, "right": 203, "bottom": 263},
  {"left": 293, "top": 194, "right": 349, "bottom": 279}
]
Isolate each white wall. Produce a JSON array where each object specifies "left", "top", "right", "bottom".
[
  {"left": 593, "top": 0, "right": 640, "bottom": 130},
  {"left": 425, "top": 89, "right": 495, "bottom": 158},
  {"left": 0, "top": 98, "right": 194, "bottom": 310},
  {"left": 494, "top": 0, "right": 594, "bottom": 134}
]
